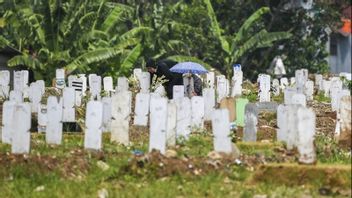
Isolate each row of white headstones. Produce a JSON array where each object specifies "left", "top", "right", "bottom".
[{"left": 0, "top": 68, "right": 351, "bottom": 164}]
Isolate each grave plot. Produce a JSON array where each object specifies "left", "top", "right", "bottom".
[{"left": 0, "top": 69, "right": 350, "bottom": 198}]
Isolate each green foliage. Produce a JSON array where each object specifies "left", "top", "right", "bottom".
[{"left": 314, "top": 91, "right": 331, "bottom": 103}]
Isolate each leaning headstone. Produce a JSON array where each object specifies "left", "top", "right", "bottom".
[
  {"left": 62, "top": 87, "right": 76, "bottom": 122},
  {"left": 173, "top": 85, "right": 184, "bottom": 100},
  {"left": 116, "top": 77, "right": 129, "bottom": 93},
  {"left": 103, "top": 76, "right": 114, "bottom": 95},
  {"left": 138, "top": 72, "right": 151, "bottom": 93},
  {"left": 216, "top": 75, "right": 227, "bottom": 103},
  {"left": 166, "top": 101, "right": 177, "bottom": 147},
  {"left": 206, "top": 71, "right": 215, "bottom": 88},
  {"left": 0, "top": 70, "right": 10, "bottom": 99},
  {"left": 272, "top": 79, "right": 280, "bottom": 96},
  {"left": 37, "top": 104, "right": 47, "bottom": 133},
  {"left": 133, "top": 93, "right": 150, "bottom": 126},
  {"left": 219, "top": 97, "right": 236, "bottom": 123},
  {"left": 235, "top": 98, "right": 249, "bottom": 127},
  {"left": 203, "top": 88, "right": 215, "bottom": 121},
  {"left": 175, "top": 97, "right": 191, "bottom": 139},
  {"left": 258, "top": 74, "right": 271, "bottom": 102},
  {"left": 46, "top": 96, "right": 63, "bottom": 145},
  {"left": 1, "top": 101, "right": 16, "bottom": 144},
  {"left": 243, "top": 103, "right": 259, "bottom": 142},
  {"left": 212, "top": 109, "right": 233, "bottom": 153},
  {"left": 102, "top": 97, "right": 112, "bottom": 132},
  {"left": 297, "top": 106, "right": 316, "bottom": 164},
  {"left": 84, "top": 101, "right": 103, "bottom": 150},
  {"left": 304, "top": 81, "right": 314, "bottom": 101},
  {"left": 9, "top": 90, "right": 23, "bottom": 103},
  {"left": 55, "top": 69, "right": 65, "bottom": 89},
  {"left": 111, "top": 91, "right": 131, "bottom": 145},
  {"left": 292, "top": 93, "right": 306, "bottom": 107},
  {"left": 338, "top": 96, "right": 351, "bottom": 148},
  {"left": 149, "top": 96, "right": 168, "bottom": 154},
  {"left": 191, "top": 96, "right": 205, "bottom": 128},
  {"left": 11, "top": 103, "right": 31, "bottom": 154}
]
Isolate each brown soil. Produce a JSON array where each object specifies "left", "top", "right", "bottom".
[{"left": 0, "top": 150, "right": 90, "bottom": 178}]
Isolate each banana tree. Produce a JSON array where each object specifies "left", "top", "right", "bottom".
[
  {"left": 1, "top": 0, "right": 150, "bottom": 81},
  {"left": 169, "top": 0, "right": 292, "bottom": 78}
]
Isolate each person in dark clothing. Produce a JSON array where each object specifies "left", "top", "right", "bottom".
[{"left": 146, "top": 59, "right": 183, "bottom": 99}]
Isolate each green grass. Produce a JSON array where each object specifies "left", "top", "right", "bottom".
[{"left": 314, "top": 91, "right": 331, "bottom": 103}]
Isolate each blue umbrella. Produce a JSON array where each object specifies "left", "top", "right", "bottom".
[{"left": 170, "top": 62, "right": 208, "bottom": 74}]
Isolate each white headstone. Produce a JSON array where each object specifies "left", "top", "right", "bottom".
[
  {"left": 111, "top": 91, "right": 131, "bottom": 145},
  {"left": 1, "top": 101, "right": 16, "bottom": 144},
  {"left": 290, "top": 77, "right": 296, "bottom": 86},
  {"left": 37, "top": 104, "right": 47, "bottom": 133},
  {"left": 116, "top": 77, "right": 129, "bottom": 93},
  {"left": 28, "top": 81, "right": 44, "bottom": 113},
  {"left": 216, "top": 75, "right": 227, "bottom": 103},
  {"left": 315, "top": 74, "right": 323, "bottom": 90},
  {"left": 212, "top": 109, "right": 233, "bottom": 153},
  {"left": 284, "top": 87, "right": 296, "bottom": 105},
  {"left": 292, "top": 93, "right": 306, "bottom": 107},
  {"left": 337, "top": 96, "right": 351, "bottom": 142},
  {"left": 0, "top": 70, "right": 10, "bottom": 99},
  {"left": 231, "top": 69, "right": 243, "bottom": 97},
  {"left": 258, "top": 74, "right": 271, "bottom": 102},
  {"left": 243, "top": 103, "right": 258, "bottom": 142},
  {"left": 102, "top": 97, "right": 112, "bottom": 132},
  {"left": 149, "top": 96, "right": 168, "bottom": 154},
  {"left": 68, "top": 75, "right": 84, "bottom": 106},
  {"left": 206, "top": 71, "right": 215, "bottom": 89},
  {"left": 103, "top": 76, "right": 114, "bottom": 95},
  {"left": 272, "top": 79, "right": 280, "bottom": 96},
  {"left": 9, "top": 90, "right": 23, "bottom": 103},
  {"left": 46, "top": 96, "right": 63, "bottom": 145},
  {"left": 295, "top": 69, "right": 305, "bottom": 93},
  {"left": 175, "top": 97, "right": 191, "bottom": 139},
  {"left": 297, "top": 106, "right": 316, "bottom": 164},
  {"left": 11, "top": 103, "right": 31, "bottom": 154},
  {"left": 55, "top": 69, "right": 65, "bottom": 89},
  {"left": 84, "top": 101, "right": 103, "bottom": 150},
  {"left": 78, "top": 74, "right": 87, "bottom": 96},
  {"left": 191, "top": 96, "right": 205, "bottom": 128},
  {"left": 173, "top": 85, "right": 184, "bottom": 100},
  {"left": 133, "top": 93, "right": 150, "bottom": 126},
  {"left": 304, "top": 81, "right": 314, "bottom": 101},
  {"left": 133, "top": 68, "right": 142, "bottom": 80},
  {"left": 277, "top": 104, "right": 288, "bottom": 142},
  {"left": 62, "top": 87, "right": 76, "bottom": 122},
  {"left": 89, "top": 74, "right": 102, "bottom": 100},
  {"left": 286, "top": 105, "right": 300, "bottom": 150},
  {"left": 166, "top": 101, "right": 177, "bottom": 147},
  {"left": 280, "top": 77, "right": 289, "bottom": 90},
  {"left": 138, "top": 72, "right": 150, "bottom": 93},
  {"left": 322, "top": 80, "right": 331, "bottom": 97},
  {"left": 203, "top": 88, "right": 215, "bottom": 121}
]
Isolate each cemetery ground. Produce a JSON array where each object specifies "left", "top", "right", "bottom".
[{"left": 0, "top": 85, "right": 351, "bottom": 198}]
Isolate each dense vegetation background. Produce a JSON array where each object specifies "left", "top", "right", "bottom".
[{"left": 0, "top": 0, "right": 348, "bottom": 82}]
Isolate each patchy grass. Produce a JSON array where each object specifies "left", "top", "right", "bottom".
[{"left": 314, "top": 91, "right": 331, "bottom": 103}]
